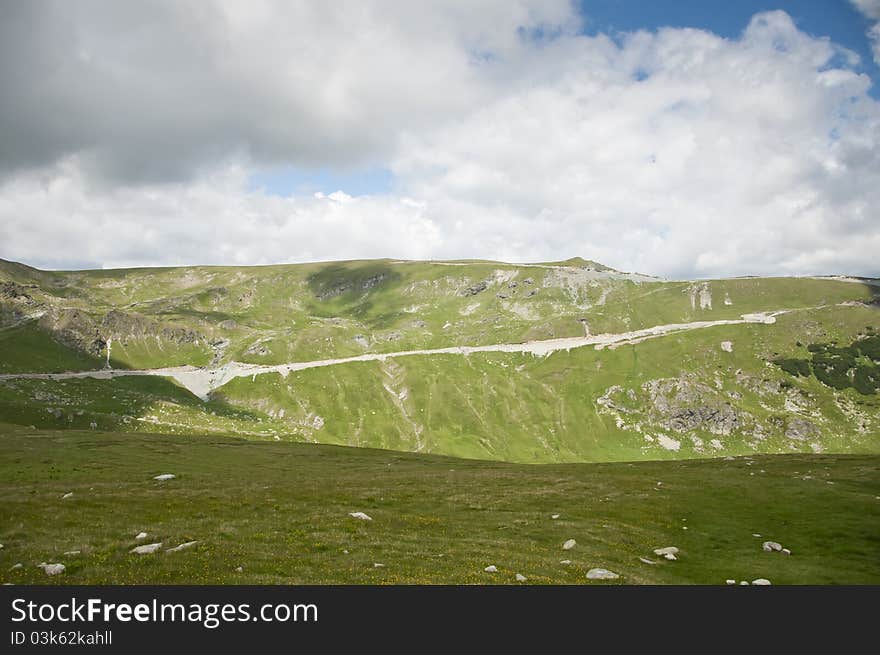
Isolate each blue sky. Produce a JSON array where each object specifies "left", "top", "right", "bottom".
[
  {"left": 577, "top": 0, "right": 877, "bottom": 85},
  {"left": 248, "top": 1, "right": 880, "bottom": 200}
]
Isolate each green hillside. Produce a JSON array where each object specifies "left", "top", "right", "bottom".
[
  {"left": 1, "top": 429, "right": 877, "bottom": 585},
  {"left": 1, "top": 258, "right": 877, "bottom": 463}
]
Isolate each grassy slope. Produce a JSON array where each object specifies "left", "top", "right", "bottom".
[
  {"left": 0, "top": 323, "right": 104, "bottom": 374},
  {"left": 0, "top": 429, "right": 877, "bottom": 585},
  {"left": 1, "top": 304, "right": 877, "bottom": 462}
]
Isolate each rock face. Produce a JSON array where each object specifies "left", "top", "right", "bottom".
[
  {"left": 35, "top": 306, "right": 205, "bottom": 357},
  {"left": 101, "top": 310, "right": 203, "bottom": 346},
  {"left": 461, "top": 281, "right": 488, "bottom": 297},
  {"left": 646, "top": 377, "right": 740, "bottom": 435},
  {"left": 598, "top": 374, "right": 745, "bottom": 441},
  {"left": 0, "top": 281, "right": 34, "bottom": 305},
  {"left": 785, "top": 418, "right": 819, "bottom": 441},
  {"left": 315, "top": 272, "right": 389, "bottom": 300}
]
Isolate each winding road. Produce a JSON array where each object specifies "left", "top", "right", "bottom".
[{"left": 0, "top": 311, "right": 786, "bottom": 400}]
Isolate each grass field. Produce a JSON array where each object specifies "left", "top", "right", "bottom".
[{"left": 1, "top": 427, "right": 877, "bottom": 585}]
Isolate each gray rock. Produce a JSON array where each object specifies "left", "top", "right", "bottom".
[
  {"left": 785, "top": 418, "right": 819, "bottom": 441},
  {"left": 586, "top": 568, "right": 620, "bottom": 580},
  {"left": 653, "top": 546, "right": 679, "bottom": 560},
  {"left": 461, "top": 281, "right": 488, "bottom": 297},
  {"left": 37, "top": 563, "right": 65, "bottom": 576}
]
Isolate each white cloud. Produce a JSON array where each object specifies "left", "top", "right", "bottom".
[
  {"left": 0, "top": 6, "right": 878, "bottom": 278},
  {"left": 852, "top": 0, "right": 880, "bottom": 64}
]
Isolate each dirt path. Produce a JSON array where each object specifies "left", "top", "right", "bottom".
[{"left": 0, "top": 311, "right": 785, "bottom": 400}]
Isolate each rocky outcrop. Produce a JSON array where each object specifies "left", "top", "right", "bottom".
[
  {"left": 461, "top": 281, "right": 488, "bottom": 297},
  {"left": 315, "top": 273, "right": 389, "bottom": 300},
  {"left": 0, "top": 281, "right": 35, "bottom": 305},
  {"left": 39, "top": 308, "right": 106, "bottom": 355},
  {"left": 101, "top": 310, "right": 204, "bottom": 345},
  {"left": 644, "top": 376, "right": 741, "bottom": 435},
  {"left": 666, "top": 405, "right": 739, "bottom": 435},
  {"left": 785, "top": 418, "right": 820, "bottom": 441}
]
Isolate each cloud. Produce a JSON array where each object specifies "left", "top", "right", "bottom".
[
  {"left": 0, "top": 5, "right": 878, "bottom": 278},
  {"left": 0, "top": 0, "right": 575, "bottom": 183},
  {"left": 852, "top": 0, "right": 880, "bottom": 64}
]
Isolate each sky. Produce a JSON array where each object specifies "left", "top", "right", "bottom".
[{"left": 1, "top": 0, "right": 879, "bottom": 279}]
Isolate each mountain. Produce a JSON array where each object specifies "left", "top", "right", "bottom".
[{"left": 1, "top": 257, "right": 878, "bottom": 463}]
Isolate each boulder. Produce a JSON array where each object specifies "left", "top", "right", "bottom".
[{"left": 586, "top": 568, "right": 620, "bottom": 580}]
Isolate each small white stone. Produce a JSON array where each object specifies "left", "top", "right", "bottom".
[
  {"left": 38, "top": 563, "right": 65, "bottom": 576},
  {"left": 153, "top": 474, "right": 175, "bottom": 481},
  {"left": 166, "top": 541, "right": 198, "bottom": 553},
  {"left": 586, "top": 568, "right": 619, "bottom": 580},
  {"left": 349, "top": 512, "right": 372, "bottom": 521},
  {"left": 762, "top": 541, "right": 782, "bottom": 552},
  {"left": 682, "top": 526, "right": 688, "bottom": 530},
  {"left": 62, "top": 492, "right": 73, "bottom": 499},
  {"left": 739, "top": 581, "right": 750, "bottom": 586},
  {"left": 373, "top": 563, "right": 385, "bottom": 568},
  {"left": 515, "top": 573, "right": 527, "bottom": 582},
  {"left": 562, "top": 539, "right": 577, "bottom": 550},
  {"left": 342, "top": 549, "right": 349, "bottom": 554},
  {"left": 752, "top": 578, "right": 772, "bottom": 585},
  {"left": 781, "top": 548, "right": 791, "bottom": 555},
  {"left": 131, "top": 542, "right": 163, "bottom": 555},
  {"left": 235, "top": 566, "right": 243, "bottom": 572},
  {"left": 135, "top": 532, "right": 148, "bottom": 540},
  {"left": 752, "top": 533, "right": 761, "bottom": 537},
  {"left": 639, "top": 557, "right": 657, "bottom": 565},
  {"left": 484, "top": 565, "right": 498, "bottom": 573},
  {"left": 653, "top": 546, "right": 679, "bottom": 558},
  {"left": 559, "top": 560, "right": 571, "bottom": 565},
  {"left": 10, "top": 563, "right": 23, "bottom": 571},
  {"left": 62, "top": 550, "right": 80, "bottom": 556},
  {"left": 725, "top": 579, "right": 736, "bottom": 585},
  {"left": 551, "top": 514, "right": 560, "bottom": 519}
]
